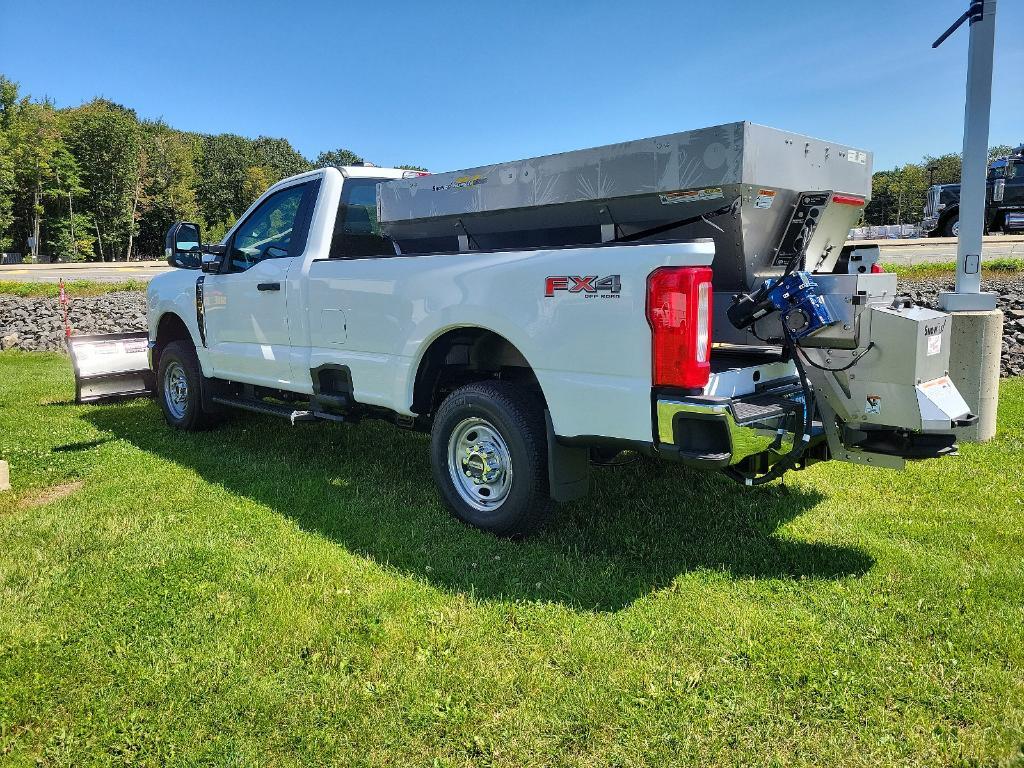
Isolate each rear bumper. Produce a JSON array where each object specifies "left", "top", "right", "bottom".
[{"left": 654, "top": 391, "right": 809, "bottom": 469}]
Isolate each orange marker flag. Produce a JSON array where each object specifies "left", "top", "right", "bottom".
[{"left": 59, "top": 278, "right": 71, "bottom": 338}]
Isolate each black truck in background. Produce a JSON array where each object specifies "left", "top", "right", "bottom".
[{"left": 922, "top": 144, "right": 1024, "bottom": 237}]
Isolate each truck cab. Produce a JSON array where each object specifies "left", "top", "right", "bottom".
[{"left": 922, "top": 144, "right": 1024, "bottom": 236}]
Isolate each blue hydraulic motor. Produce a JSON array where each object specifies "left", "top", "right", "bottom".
[{"left": 727, "top": 271, "right": 837, "bottom": 339}]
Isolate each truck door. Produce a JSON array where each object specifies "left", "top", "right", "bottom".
[{"left": 203, "top": 179, "right": 319, "bottom": 386}]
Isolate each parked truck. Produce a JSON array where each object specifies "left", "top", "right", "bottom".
[
  {"left": 922, "top": 144, "right": 1024, "bottom": 236},
  {"left": 135, "top": 122, "right": 974, "bottom": 536}
]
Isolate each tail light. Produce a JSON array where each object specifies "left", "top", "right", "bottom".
[
  {"left": 646, "top": 266, "right": 713, "bottom": 390},
  {"left": 870, "top": 263, "right": 885, "bottom": 273}
]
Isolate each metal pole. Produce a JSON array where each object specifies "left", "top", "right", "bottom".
[{"left": 939, "top": 0, "right": 997, "bottom": 311}]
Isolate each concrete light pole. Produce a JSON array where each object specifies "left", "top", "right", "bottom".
[{"left": 932, "top": 0, "right": 1002, "bottom": 440}]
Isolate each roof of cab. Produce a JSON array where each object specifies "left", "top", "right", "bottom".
[{"left": 338, "top": 165, "right": 417, "bottom": 179}]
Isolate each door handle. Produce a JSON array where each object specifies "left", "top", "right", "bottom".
[{"left": 257, "top": 282, "right": 281, "bottom": 292}]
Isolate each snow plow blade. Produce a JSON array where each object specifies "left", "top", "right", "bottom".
[{"left": 68, "top": 331, "right": 154, "bottom": 404}]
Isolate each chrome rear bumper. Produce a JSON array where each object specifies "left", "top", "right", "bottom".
[{"left": 655, "top": 392, "right": 806, "bottom": 469}]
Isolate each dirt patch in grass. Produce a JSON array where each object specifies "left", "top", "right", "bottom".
[{"left": 17, "top": 479, "right": 84, "bottom": 509}]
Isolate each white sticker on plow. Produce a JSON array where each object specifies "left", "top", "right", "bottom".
[{"left": 927, "top": 334, "right": 942, "bottom": 356}]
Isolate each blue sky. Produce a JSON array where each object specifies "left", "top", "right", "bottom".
[{"left": 1, "top": 0, "right": 1021, "bottom": 173}]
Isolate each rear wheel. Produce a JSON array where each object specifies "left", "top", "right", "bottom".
[
  {"left": 430, "top": 381, "right": 554, "bottom": 537},
  {"left": 156, "top": 340, "right": 216, "bottom": 430}
]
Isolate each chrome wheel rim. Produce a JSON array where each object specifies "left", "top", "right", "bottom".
[
  {"left": 951, "top": 220, "right": 960, "bottom": 237},
  {"left": 163, "top": 361, "right": 188, "bottom": 420},
  {"left": 447, "top": 417, "right": 513, "bottom": 511}
]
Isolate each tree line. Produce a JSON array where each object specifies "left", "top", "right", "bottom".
[
  {"left": 863, "top": 144, "right": 1015, "bottom": 226},
  {"left": 1, "top": 71, "right": 1015, "bottom": 256},
  {"left": 0, "top": 74, "right": 421, "bottom": 262}
]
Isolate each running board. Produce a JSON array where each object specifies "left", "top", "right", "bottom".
[{"left": 210, "top": 395, "right": 316, "bottom": 425}]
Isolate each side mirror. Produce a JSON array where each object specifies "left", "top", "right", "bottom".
[
  {"left": 165, "top": 222, "right": 203, "bottom": 269},
  {"left": 200, "top": 244, "right": 227, "bottom": 273}
]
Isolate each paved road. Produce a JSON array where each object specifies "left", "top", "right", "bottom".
[
  {"left": 1, "top": 236, "right": 1022, "bottom": 282},
  {"left": 873, "top": 237, "right": 1024, "bottom": 265},
  {"left": 0, "top": 262, "right": 171, "bottom": 282}
]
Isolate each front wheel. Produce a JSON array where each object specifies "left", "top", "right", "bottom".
[
  {"left": 156, "top": 340, "right": 217, "bottom": 430},
  {"left": 430, "top": 381, "right": 555, "bottom": 537},
  {"left": 942, "top": 215, "right": 960, "bottom": 237}
]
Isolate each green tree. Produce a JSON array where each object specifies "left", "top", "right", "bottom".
[
  {"left": 988, "top": 144, "right": 1015, "bottom": 161},
  {"left": 6, "top": 97, "right": 82, "bottom": 261},
  {"left": 0, "top": 76, "right": 19, "bottom": 250},
  {"left": 198, "top": 133, "right": 257, "bottom": 229},
  {"left": 50, "top": 212, "right": 96, "bottom": 262},
  {"left": 135, "top": 122, "right": 202, "bottom": 258},
  {"left": 63, "top": 99, "right": 142, "bottom": 260},
  {"left": 253, "top": 136, "right": 311, "bottom": 181},
  {"left": 242, "top": 165, "right": 272, "bottom": 207},
  {"left": 314, "top": 148, "right": 363, "bottom": 168}
]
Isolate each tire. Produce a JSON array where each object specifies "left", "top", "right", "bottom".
[
  {"left": 156, "top": 340, "right": 216, "bottom": 431},
  {"left": 942, "top": 215, "right": 960, "bottom": 237},
  {"left": 430, "top": 381, "right": 555, "bottom": 537}
]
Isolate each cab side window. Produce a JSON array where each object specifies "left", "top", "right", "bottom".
[
  {"left": 228, "top": 182, "right": 316, "bottom": 272},
  {"left": 328, "top": 178, "right": 396, "bottom": 259}
]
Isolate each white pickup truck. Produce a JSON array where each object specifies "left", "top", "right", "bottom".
[{"left": 148, "top": 137, "right": 972, "bottom": 537}]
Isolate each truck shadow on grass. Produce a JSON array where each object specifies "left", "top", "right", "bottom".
[{"left": 86, "top": 404, "right": 873, "bottom": 612}]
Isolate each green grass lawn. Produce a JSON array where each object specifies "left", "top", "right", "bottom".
[
  {"left": 0, "top": 280, "right": 149, "bottom": 298},
  {"left": 882, "top": 257, "right": 1024, "bottom": 280},
  {"left": 1, "top": 352, "right": 1022, "bottom": 766}
]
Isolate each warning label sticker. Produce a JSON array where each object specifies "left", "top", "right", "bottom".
[
  {"left": 920, "top": 376, "right": 951, "bottom": 391},
  {"left": 918, "top": 376, "right": 967, "bottom": 418},
  {"left": 754, "top": 189, "right": 776, "bottom": 209},
  {"left": 660, "top": 187, "right": 724, "bottom": 205},
  {"left": 927, "top": 334, "right": 942, "bottom": 356},
  {"left": 847, "top": 150, "right": 868, "bottom": 164},
  {"left": 865, "top": 395, "right": 882, "bottom": 416}
]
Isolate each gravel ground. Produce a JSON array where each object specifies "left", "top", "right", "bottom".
[
  {"left": 2, "top": 277, "right": 1023, "bottom": 375},
  {"left": 0, "top": 292, "right": 147, "bottom": 354}
]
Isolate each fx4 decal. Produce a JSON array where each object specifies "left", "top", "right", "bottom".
[{"left": 545, "top": 274, "right": 622, "bottom": 298}]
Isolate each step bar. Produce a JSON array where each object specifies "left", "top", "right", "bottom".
[{"left": 210, "top": 395, "right": 318, "bottom": 425}]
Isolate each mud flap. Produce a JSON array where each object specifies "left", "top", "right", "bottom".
[
  {"left": 545, "top": 411, "right": 590, "bottom": 503},
  {"left": 68, "top": 331, "right": 154, "bottom": 404}
]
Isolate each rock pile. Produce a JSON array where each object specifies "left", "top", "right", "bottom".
[{"left": 0, "top": 291, "right": 147, "bottom": 353}]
